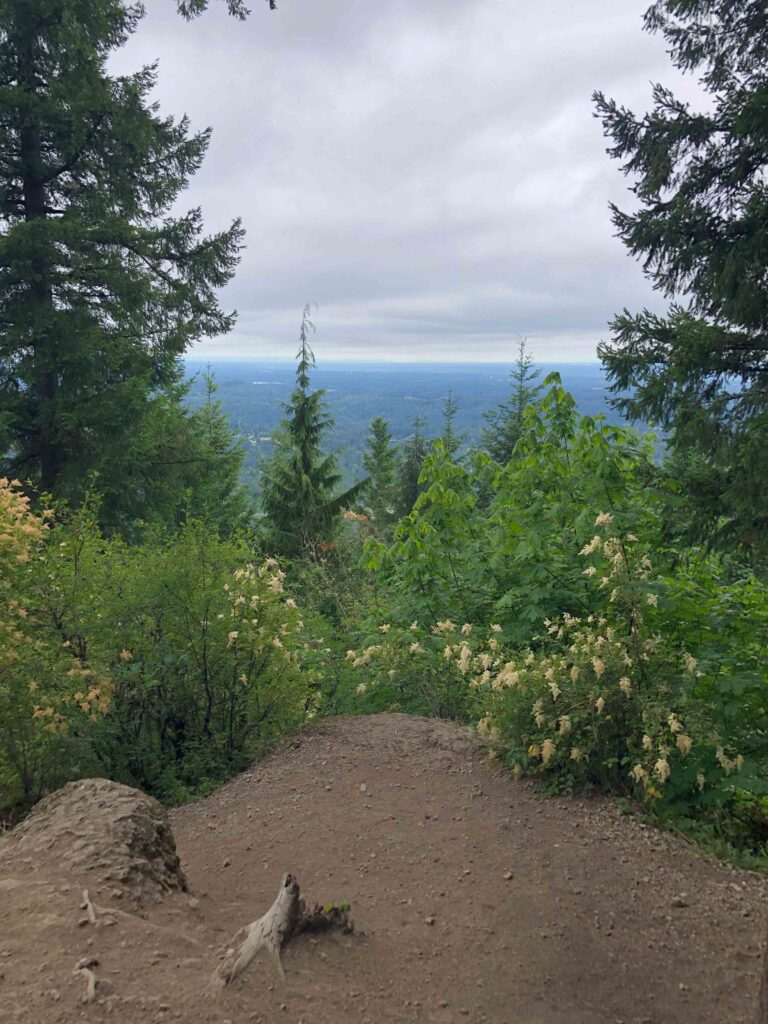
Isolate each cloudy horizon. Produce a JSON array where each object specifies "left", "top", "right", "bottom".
[{"left": 114, "top": 0, "right": 696, "bottom": 364}]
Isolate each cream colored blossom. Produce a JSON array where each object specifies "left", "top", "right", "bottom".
[
  {"left": 592, "top": 657, "right": 605, "bottom": 679},
  {"left": 457, "top": 644, "right": 472, "bottom": 675},
  {"left": 595, "top": 696, "right": 605, "bottom": 714},
  {"left": 667, "top": 713, "right": 682, "bottom": 733},
  {"left": 409, "top": 642, "right": 422, "bottom": 654},
  {"left": 682, "top": 651, "right": 697, "bottom": 674},
  {"left": 490, "top": 623, "right": 502, "bottom": 633},
  {"left": 676, "top": 734, "right": 692, "bottom": 755},
  {"left": 582, "top": 566, "right": 598, "bottom": 577},
  {"left": 654, "top": 758, "right": 671, "bottom": 783},
  {"left": 411, "top": 620, "right": 419, "bottom": 631},
  {"left": 619, "top": 677, "right": 632, "bottom": 697},
  {"left": 631, "top": 764, "right": 648, "bottom": 783},
  {"left": 461, "top": 623, "right": 473, "bottom": 636},
  {"left": 579, "top": 536, "right": 602, "bottom": 556},
  {"left": 570, "top": 747, "right": 583, "bottom": 762},
  {"left": 227, "top": 630, "right": 239, "bottom": 645},
  {"left": 594, "top": 512, "right": 613, "bottom": 527},
  {"left": 646, "top": 593, "right": 658, "bottom": 608},
  {"left": 356, "top": 683, "right": 368, "bottom": 696},
  {"left": 570, "top": 665, "right": 580, "bottom": 683},
  {"left": 119, "top": 649, "right": 133, "bottom": 662},
  {"left": 541, "top": 739, "right": 556, "bottom": 764},
  {"left": 345, "top": 649, "right": 357, "bottom": 661},
  {"left": 642, "top": 734, "right": 652, "bottom": 750},
  {"left": 558, "top": 715, "right": 572, "bottom": 736},
  {"left": 284, "top": 598, "right": 297, "bottom": 609},
  {"left": 697, "top": 772, "right": 706, "bottom": 792},
  {"left": 548, "top": 681, "right": 561, "bottom": 701}
]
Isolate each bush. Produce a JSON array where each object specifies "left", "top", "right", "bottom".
[{"left": 1, "top": 492, "right": 312, "bottom": 811}]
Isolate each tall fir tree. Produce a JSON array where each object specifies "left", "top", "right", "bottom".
[
  {"left": 261, "top": 304, "right": 362, "bottom": 553},
  {"left": 396, "top": 415, "right": 430, "bottom": 517},
  {"left": 440, "top": 390, "right": 462, "bottom": 458},
  {"left": 0, "top": 0, "right": 242, "bottom": 510},
  {"left": 362, "top": 416, "right": 398, "bottom": 533},
  {"left": 482, "top": 337, "right": 540, "bottom": 464},
  {"left": 594, "top": 0, "right": 768, "bottom": 554}
]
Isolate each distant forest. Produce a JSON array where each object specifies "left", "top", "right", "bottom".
[{"left": 185, "top": 359, "right": 625, "bottom": 486}]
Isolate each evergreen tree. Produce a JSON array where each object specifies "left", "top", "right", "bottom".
[
  {"left": 396, "top": 415, "right": 430, "bottom": 517},
  {"left": 261, "top": 305, "right": 362, "bottom": 553},
  {"left": 362, "top": 416, "right": 398, "bottom": 532},
  {"left": 594, "top": 0, "right": 768, "bottom": 554},
  {"left": 90, "top": 368, "right": 249, "bottom": 537},
  {"left": 440, "top": 391, "right": 462, "bottom": 458},
  {"left": 0, "top": 0, "right": 242, "bottom": 508},
  {"left": 482, "top": 337, "right": 540, "bottom": 464},
  {"left": 176, "top": 0, "right": 275, "bottom": 16}
]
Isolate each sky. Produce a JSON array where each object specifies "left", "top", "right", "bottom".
[{"left": 113, "top": 0, "right": 698, "bottom": 363}]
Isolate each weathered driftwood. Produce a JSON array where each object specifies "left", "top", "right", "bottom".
[{"left": 216, "top": 873, "right": 353, "bottom": 986}]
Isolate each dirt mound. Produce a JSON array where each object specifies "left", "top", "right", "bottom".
[
  {"left": 0, "top": 715, "right": 766, "bottom": 1024},
  {"left": 5, "top": 777, "right": 186, "bottom": 904}
]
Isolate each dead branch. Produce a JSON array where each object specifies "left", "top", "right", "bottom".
[{"left": 215, "top": 873, "right": 353, "bottom": 987}]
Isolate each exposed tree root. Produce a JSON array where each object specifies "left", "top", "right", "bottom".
[{"left": 215, "top": 873, "right": 353, "bottom": 987}]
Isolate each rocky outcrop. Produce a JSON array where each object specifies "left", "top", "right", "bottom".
[{"left": 7, "top": 778, "right": 186, "bottom": 904}]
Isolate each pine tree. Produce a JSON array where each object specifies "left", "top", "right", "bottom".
[
  {"left": 440, "top": 391, "right": 462, "bottom": 458},
  {"left": 396, "top": 415, "right": 430, "bottom": 517},
  {"left": 261, "top": 305, "right": 362, "bottom": 553},
  {"left": 0, "top": 0, "right": 242, "bottom": 507},
  {"left": 176, "top": 0, "right": 275, "bottom": 16},
  {"left": 594, "top": 0, "right": 768, "bottom": 554},
  {"left": 362, "top": 416, "right": 398, "bottom": 532},
  {"left": 482, "top": 337, "right": 540, "bottom": 464}
]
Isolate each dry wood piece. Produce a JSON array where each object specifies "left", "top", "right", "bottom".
[{"left": 216, "top": 873, "right": 353, "bottom": 986}]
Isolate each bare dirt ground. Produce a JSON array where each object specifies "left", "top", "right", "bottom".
[{"left": 1, "top": 713, "right": 767, "bottom": 1024}]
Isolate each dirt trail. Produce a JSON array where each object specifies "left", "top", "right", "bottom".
[{"left": 1, "top": 713, "right": 767, "bottom": 1023}]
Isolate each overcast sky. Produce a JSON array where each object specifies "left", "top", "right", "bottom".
[{"left": 114, "top": 0, "right": 695, "bottom": 363}]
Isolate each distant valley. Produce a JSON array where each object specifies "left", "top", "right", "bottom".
[{"left": 184, "top": 359, "right": 626, "bottom": 485}]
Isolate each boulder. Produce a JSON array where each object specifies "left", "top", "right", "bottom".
[{"left": 7, "top": 778, "right": 186, "bottom": 904}]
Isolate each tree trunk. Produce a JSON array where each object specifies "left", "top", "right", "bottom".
[{"left": 18, "top": 26, "right": 61, "bottom": 494}]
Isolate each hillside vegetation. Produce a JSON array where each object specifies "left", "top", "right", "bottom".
[{"left": 1, "top": 0, "right": 768, "bottom": 888}]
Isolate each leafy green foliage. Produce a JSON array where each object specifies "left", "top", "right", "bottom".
[
  {"left": 0, "top": 490, "right": 310, "bottom": 811},
  {"left": 594, "top": 1, "right": 768, "bottom": 557},
  {"left": 368, "top": 376, "right": 659, "bottom": 640},
  {"left": 358, "top": 378, "right": 768, "bottom": 856}
]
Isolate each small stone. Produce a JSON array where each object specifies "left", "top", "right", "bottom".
[
  {"left": 360, "top": 783, "right": 367, "bottom": 793},
  {"left": 223, "top": 858, "right": 232, "bottom": 868},
  {"left": 76, "top": 956, "right": 99, "bottom": 970},
  {"left": 503, "top": 871, "right": 514, "bottom": 880},
  {"left": 424, "top": 916, "right": 435, "bottom": 926},
  {"left": 670, "top": 895, "right": 688, "bottom": 908},
  {"left": 188, "top": 898, "right": 200, "bottom": 910}
]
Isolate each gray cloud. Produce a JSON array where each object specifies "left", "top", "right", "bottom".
[{"left": 113, "top": 0, "right": 695, "bottom": 362}]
